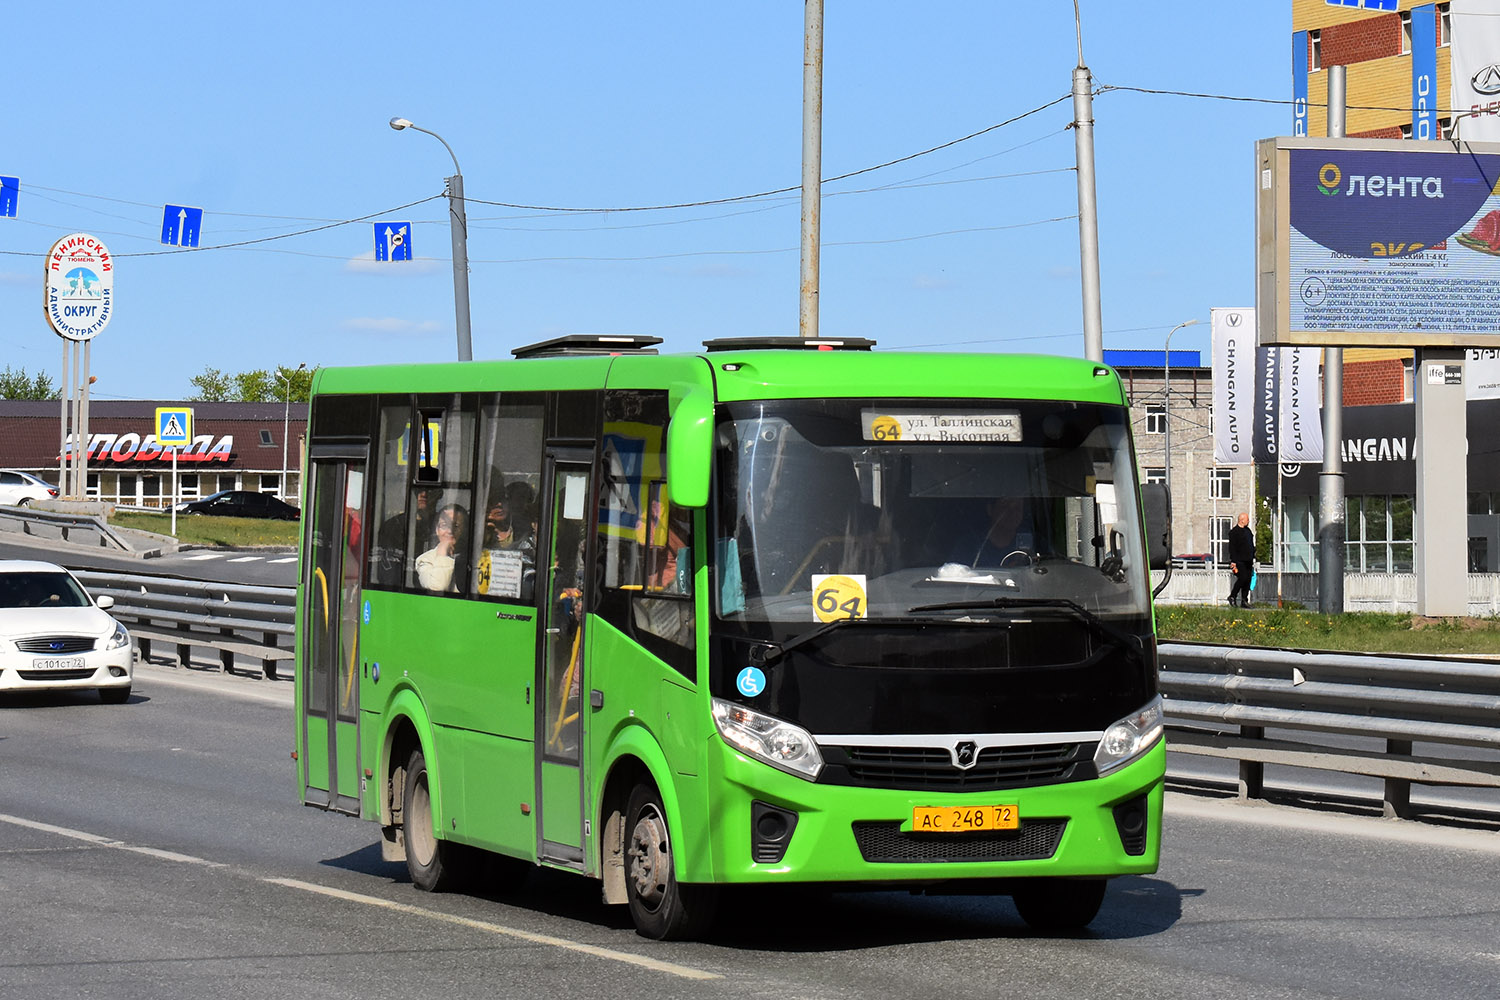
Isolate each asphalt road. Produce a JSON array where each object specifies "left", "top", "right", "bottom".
[{"left": 2, "top": 664, "right": 1498, "bottom": 999}]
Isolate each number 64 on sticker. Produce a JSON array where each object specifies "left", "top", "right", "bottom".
[{"left": 811, "top": 574, "right": 868, "bottom": 622}]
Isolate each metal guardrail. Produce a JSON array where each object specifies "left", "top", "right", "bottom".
[
  {"left": 1159, "top": 641, "right": 1500, "bottom": 818},
  {"left": 75, "top": 570, "right": 295, "bottom": 680},
  {"left": 0, "top": 506, "right": 136, "bottom": 552},
  {"left": 63, "top": 565, "right": 1500, "bottom": 818}
]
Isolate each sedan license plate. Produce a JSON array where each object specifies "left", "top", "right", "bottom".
[
  {"left": 912, "top": 803, "right": 1019, "bottom": 833},
  {"left": 31, "top": 656, "right": 86, "bottom": 670}
]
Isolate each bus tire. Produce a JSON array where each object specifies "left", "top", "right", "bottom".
[
  {"left": 1012, "top": 878, "right": 1107, "bottom": 932},
  {"left": 624, "top": 782, "right": 716, "bottom": 940},
  {"left": 402, "top": 747, "right": 460, "bottom": 892}
]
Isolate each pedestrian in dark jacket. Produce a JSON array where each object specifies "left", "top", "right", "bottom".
[{"left": 1227, "top": 511, "right": 1256, "bottom": 608}]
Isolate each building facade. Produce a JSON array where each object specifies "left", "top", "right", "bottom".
[
  {"left": 0, "top": 400, "right": 307, "bottom": 508},
  {"left": 1107, "top": 350, "right": 1258, "bottom": 566}
]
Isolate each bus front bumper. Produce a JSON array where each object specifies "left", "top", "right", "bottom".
[{"left": 698, "top": 738, "right": 1164, "bottom": 885}]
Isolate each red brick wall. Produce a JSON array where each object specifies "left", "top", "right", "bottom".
[
  {"left": 1343, "top": 358, "right": 1405, "bottom": 406},
  {"left": 1322, "top": 13, "right": 1399, "bottom": 66},
  {"left": 1353, "top": 125, "right": 1403, "bottom": 139}
]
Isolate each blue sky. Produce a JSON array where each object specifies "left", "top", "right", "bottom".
[{"left": 0, "top": 2, "right": 1289, "bottom": 400}]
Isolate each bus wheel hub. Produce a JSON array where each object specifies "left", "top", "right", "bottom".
[{"left": 627, "top": 808, "right": 670, "bottom": 907}]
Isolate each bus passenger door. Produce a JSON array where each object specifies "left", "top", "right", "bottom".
[
  {"left": 535, "top": 452, "right": 592, "bottom": 864},
  {"left": 300, "top": 449, "right": 367, "bottom": 816}
]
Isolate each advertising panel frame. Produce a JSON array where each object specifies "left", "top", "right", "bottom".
[{"left": 1257, "top": 135, "right": 1500, "bottom": 348}]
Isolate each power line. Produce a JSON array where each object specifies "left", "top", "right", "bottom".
[{"left": 464, "top": 94, "right": 1074, "bottom": 214}]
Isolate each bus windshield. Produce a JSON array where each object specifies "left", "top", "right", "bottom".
[{"left": 712, "top": 398, "right": 1150, "bottom": 629}]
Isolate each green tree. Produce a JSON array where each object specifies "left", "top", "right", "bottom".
[
  {"left": 188, "top": 365, "right": 315, "bottom": 402},
  {"left": 0, "top": 365, "right": 59, "bottom": 400},
  {"left": 188, "top": 367, "right": 233, "bottom": 402}
]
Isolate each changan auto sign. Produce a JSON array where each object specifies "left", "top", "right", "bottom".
[{"left": 44, "top": 233, "right": 113, "bottom": 341}]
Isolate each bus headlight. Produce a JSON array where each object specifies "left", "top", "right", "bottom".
[
  {"left": 712, "top": 698, "right": 824, "bottom": 780},
  {"left": 1093, "top": 696, "right": 1164, "bottom": 775}
]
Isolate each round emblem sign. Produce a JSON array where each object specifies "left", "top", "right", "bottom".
[{"left": 44, "top": 233, "right": 113, "bottom": 341}]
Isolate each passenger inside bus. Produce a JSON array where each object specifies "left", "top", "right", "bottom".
[{"left": 415, "top": 502, "right": 469, "bottom": 593}]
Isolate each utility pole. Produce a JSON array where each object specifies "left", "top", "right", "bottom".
[
  {"left": 799, "top": 0, "right": 824, "bottom": 339},
  {"left": 1072, "top": 1, "right": 1104, "bottom": 362},
  {"left": 1319, "top": 66, "right": 1346, "bottom": 615}
]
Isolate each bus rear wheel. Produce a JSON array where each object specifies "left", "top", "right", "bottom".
[
  {"left": 1012, "top": 878, "right": 1107, "bottom": 932},
  {"left": 402, "top": 747, "right": 460, "bottom": 892},
  {"left": 623, "top": 783, "right": 716, "bottom": 940}
]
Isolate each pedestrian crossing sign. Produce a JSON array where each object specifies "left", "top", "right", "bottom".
[{"left": 156, "top": 407, "right": 194, "bottom": 447}]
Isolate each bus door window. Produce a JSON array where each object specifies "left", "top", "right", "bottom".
[{"left": 544, "top": 467, "right": 590, "bottom": 757}]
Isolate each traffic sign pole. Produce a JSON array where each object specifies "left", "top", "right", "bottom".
[{"left": 171, "top": 447, "right": 178, "bottom": 538}]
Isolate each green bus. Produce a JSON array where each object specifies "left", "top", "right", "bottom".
[{"left": 294, "top": 334, "right": 1172, "bottom": 940}]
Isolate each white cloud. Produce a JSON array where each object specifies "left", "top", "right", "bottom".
[
  {"left": 341, "top": 317, "right": 443, "bottom": 336},
  {"left": 344, "top": 250, "right": 443, "bottom": 275}
]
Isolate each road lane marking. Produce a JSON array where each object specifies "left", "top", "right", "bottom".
[
  {"left": 0, "top": 811, "right": 720, "bottom": 981},
  {"left": 227, "top": 556, "right": 262, "bottom": 563},
  {"left": 265, "top": 878, "right": 722, "bottom": 980},
  {"left": 269, "top": 557, "right": 297, "bottom": 564},
  {"left": 0, "top": 812, "right": 225, "bottom": 868},
  {"left": 184, "top": 553, "right": 223, "bottom": 561}
]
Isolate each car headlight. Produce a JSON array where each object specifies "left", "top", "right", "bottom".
[
  {"left": 105, "top": 621, "right": 130, "bottom": 650},
  {"left": 711, "top": 697, "right": 824, "bottom": 780},
  {"left": 1093, "top": 696, "right": 1165, "bottom": 776}
]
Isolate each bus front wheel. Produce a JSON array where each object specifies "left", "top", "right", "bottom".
[
  {"left": 402, "top": 747, "right": 460, "bottom": 892},
  {"left": 1012, "top": 878, "right": 1107, "bottom": 932},
  {"left": 623, "top": 783, "right": 717, "bottom": 940}
]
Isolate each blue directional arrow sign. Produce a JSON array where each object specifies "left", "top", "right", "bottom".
[
  {"left": 0, "top": 177, "right": 18, "bottom": 219},
  {"left": 161, "top": 204, "right": 204, "bottom": 247},
  {"left": 374, "top": 221, "right": 413, "bottom": 262}
]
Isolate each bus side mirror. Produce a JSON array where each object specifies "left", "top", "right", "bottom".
[
  {"left": 667, "top": 390, "right": 713, "bottom": 508},
  {"left": 1139, "top": 483, "right": 1172, "bottom": 570}
]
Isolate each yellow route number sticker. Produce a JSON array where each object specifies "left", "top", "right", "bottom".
[{"left": 812, "top": 574, "right": 867, "bottom": 622}]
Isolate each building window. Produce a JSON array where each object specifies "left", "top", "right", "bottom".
[
  {"left": 1145, "top": 405, "right": 1166, "bottom": 435},
  {"left": 1209, "top": 467, "right": 1233, "bottom": 501},
  {"left": 1144, "top": 467, "right": 1166, "bottom": 486},
  {"left": 1309, "top": 28, "right": 1322, "bottom": 71},
  {"left": 259, "top": 429, "right": 274, "bottom": 446},
  {"left": 1401, "top": 10, "right": 1412, "bottom": 55},
  {"left": 1345, "top": 494, "right": 1415, "bottom": 573},
  {"left": 1400, "top": 123, "right": 1414, "bottom": 140},
  {"left": 1211, "top": 516, "right": 1233, "bottom": 567},
  {"left": 1440, "top": 3, "right": 1451, "bottom": 47}
]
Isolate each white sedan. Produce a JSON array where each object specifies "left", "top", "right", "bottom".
[{"left": 0, "top": 561, "right": 133, "bottom": 703}]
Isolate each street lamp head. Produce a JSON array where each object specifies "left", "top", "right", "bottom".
[
  {"left": 296, "top": 362, "right": 307, "bottom": 371},
  {"left": 389, "top": 117, "right": 413, "bottom": 131}
]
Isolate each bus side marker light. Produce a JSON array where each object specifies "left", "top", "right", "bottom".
[{"left": 521, "top": 803, "right": 531, "bottom": 815}]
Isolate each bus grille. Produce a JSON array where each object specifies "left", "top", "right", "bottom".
[
  {"left": 16, "top": 636, "right": 96, "bottom": 654},
  {"left": 825, "top": 743, "right": 1089, "bottom": 792},
  {"left": 852, "top": 819, "right": 1067, "bottom": 864}
]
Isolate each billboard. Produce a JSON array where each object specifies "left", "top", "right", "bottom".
[
  {"left": 1211, "top": 307, "right": 1323, "bottom": 466},
  {"left": 1451, "top": 0, "right": 1500, "bottom": 143},
  {"left": 1256, "top": 136, "right": 1500, "bottom": 347}
]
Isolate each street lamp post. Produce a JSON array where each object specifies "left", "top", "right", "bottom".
[
  {"left": 1162, "top": 318, "right": 1201, "bottom": 500},
  {"left": 280, "top": 363, "right": 306, "bottom": 502},
  {"left": 389, "top": 117, "right": 473, "bottom": 362}
]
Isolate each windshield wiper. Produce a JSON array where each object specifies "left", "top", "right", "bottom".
[
  {"left": 752, "top": 615, "right": 955, "bottom": 666},
  {"left": 905, "top": 597, "right": 1143, "bottom": 661}
]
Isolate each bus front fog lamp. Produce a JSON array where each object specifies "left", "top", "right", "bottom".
[
  {"left": 1093, "top": 696, "right": 1164, "bottom": 775},
  {"left": 712, "top": 698, "right": 824, "bottom": 780}
]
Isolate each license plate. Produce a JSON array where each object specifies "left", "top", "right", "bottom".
[
  {"left": 912, "top": 804, "right": 1020, "bottom": 833},
  {"left": 31, "top": 657, "right": 86, "bottom": 670}
]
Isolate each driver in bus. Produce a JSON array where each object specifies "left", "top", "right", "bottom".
[{"left": 953, "top": 494, "right": 1035, "bottom": 568}]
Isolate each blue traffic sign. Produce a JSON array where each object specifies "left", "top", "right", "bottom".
[
  {"left": 161, "top": 204, "right": 204, "bottom": 248},
  {"left": 0, "top": 176, "right": 17, "bottom": 219},
  {"left": 374, "top": 221, "right": 413, "bottom": 262}
]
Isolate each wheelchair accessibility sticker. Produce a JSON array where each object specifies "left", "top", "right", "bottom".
[{"left": 736, "top": 666, "right": 766, "bottom": 697}]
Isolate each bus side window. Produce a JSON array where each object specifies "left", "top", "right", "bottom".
[
  {"left": 469, "top": 395, "right": 545, "bottom": 602},
  {"left": 368, "top": 400, "right": 413, "bottom": 588}
]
